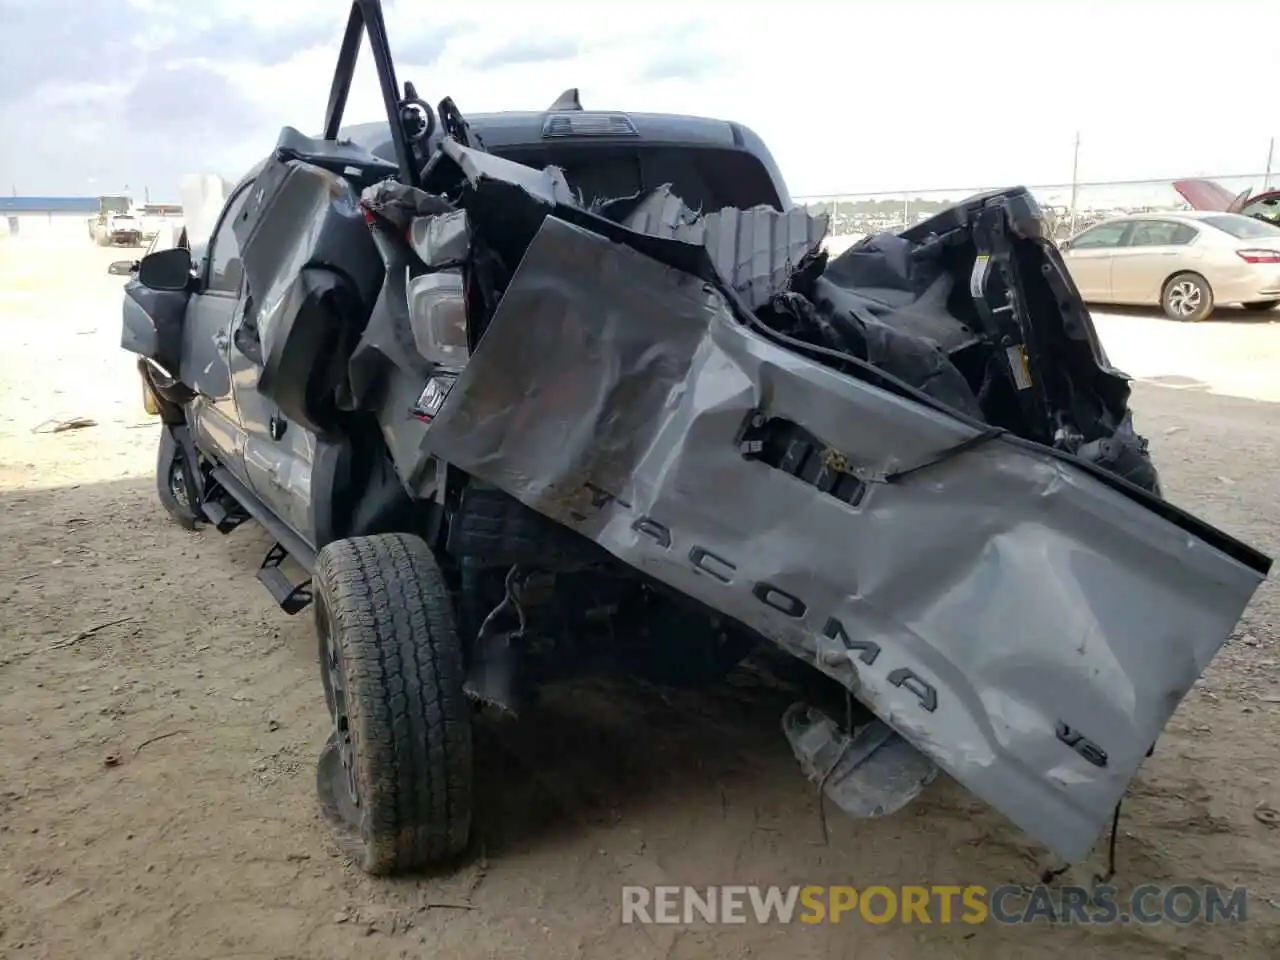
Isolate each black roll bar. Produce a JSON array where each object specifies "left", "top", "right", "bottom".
[{"left": 321, "top": 0, "right": 421, "bottom": 187}]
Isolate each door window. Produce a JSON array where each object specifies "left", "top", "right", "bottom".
[
  {"left": 204, "top": 184, "right": 253, "bottom": 295},
  {"left": 1126, "top": 220, "right": 1197, "bottom": 247},
  {"left": 1069, "top": 222, "right": 1129, "bottom": 249}
]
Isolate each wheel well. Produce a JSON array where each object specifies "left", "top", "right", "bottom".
[
  {"left": 137, "top": 358, "right": 189, "bottom": 425},
  {"left": 310, "top": 423, "right": 440, "bottom": 550}
]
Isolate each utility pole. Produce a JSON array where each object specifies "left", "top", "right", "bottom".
[
  {"left": 1265, "top": 137, "right": 1275, "bottom": 191},
  {"left": 1068, "top": 131, "right": 1081, "bottom": 235}
]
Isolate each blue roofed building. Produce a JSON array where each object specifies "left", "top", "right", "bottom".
[{"left": 0, "top": 196, "right": 102, "bottom": 241}]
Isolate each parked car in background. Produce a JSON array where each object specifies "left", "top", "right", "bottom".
[
  {"left": 1175, "top": 178, "right": 1280, "bottom": 226},
  {"left": 1060, "top": 211, "right": 1280, "bottom": 321}
]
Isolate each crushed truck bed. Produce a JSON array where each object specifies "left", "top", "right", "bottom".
[{"left": 248, "top": 136, "right": 1271, "bottom": 863}]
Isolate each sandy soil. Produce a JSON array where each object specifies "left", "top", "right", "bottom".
[{"left": 1, "top": 240, "right": 1278, "bottom": 959}]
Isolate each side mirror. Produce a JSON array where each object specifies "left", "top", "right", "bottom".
[
  {"left": 108, "top": 259, "right": 138, "bottom": 276},
  {"left": 137, "top": 247, "right": 193, "bottom": 292}
]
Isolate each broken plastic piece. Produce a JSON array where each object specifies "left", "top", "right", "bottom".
[
  {"left": 409, "top": 210, "right": 471, "bottom": 268},
  {"left": 783, "top": 703, "right": 938, "bottom": 819}
]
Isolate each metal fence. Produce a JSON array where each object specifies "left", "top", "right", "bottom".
[{"left": 796, "top": 172, "right": 1278, "bottom": 244}]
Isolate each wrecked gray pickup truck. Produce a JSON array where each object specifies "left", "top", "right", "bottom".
[{"left": 119, "top": 0, "right": 1270, "bottom": 877}]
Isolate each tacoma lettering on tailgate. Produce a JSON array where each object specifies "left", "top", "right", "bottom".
[{"left": 579, "top": 482, "right": 940, "bottom": 714}]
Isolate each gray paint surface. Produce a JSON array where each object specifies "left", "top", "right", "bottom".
[
  {"left": 620, "top": 184, "right": 828, "bottom": 310},
  {"left": 426, "top": 215, "right": 1266, "bottom": 862}
]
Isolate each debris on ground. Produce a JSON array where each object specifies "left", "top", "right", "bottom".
[
  {"left": 48, "top": 617, "right": 133, "bottom": 651},
  {"left": 31, "top": 417, "right": 97, "bottom": 434}
]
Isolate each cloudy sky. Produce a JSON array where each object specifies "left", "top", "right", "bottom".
[{"left": 0, "top": 0, "right": 1275, "bottom": 201}]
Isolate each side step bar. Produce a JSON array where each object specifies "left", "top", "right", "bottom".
[
  {"left": 208, "top": 466, "right": 318, "bottom": 615},
  {"left": 201, "top": 496, "right": 250, "bottom": 534},
  {"left": 258, "top": 542, "right": 313, "bottom": 615},
  {"left": 208, "top": 467, "right": 318, "bottom": 572}
]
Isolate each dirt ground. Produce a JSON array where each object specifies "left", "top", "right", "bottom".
[{"left": 1, "top": 239, "right": 1278, "bottom": 960}]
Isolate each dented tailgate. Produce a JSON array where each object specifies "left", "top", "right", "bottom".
[{"left": 425, "top": 214, "right": 1269, "bottom": 863}]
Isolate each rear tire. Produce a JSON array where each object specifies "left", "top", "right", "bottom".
[
  {"left": 1241, "top": 300, "right": 1279, "bottom": 312},
  {"left": 1161, "top": 272, "right": 1213, "bottom": 322},
  {"left": 313, "top": 533, "right": 472, "bottom": 875}
]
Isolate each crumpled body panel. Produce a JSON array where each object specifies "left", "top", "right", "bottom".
[
  {"left": 425, "top": 215, "right": 1266, "bottom": 862},
  {"left": 619, "top": 183, "right": 829, "bottom": 310},
  {"left": 232, "top": 152, "right": 384, "bottom": 432}
]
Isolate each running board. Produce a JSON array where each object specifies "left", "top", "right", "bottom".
[
  {"left": 257, "top": 542, "right": 313, "bottom": 615},
  {"left": 208, "top": 467, "right": 317, "bottom": 570},
  {"left": 201, "top": 495, "right": 250, "bottom": 534},
  {"left": 206, "top": 467, "right": 318, "bottom": 614}
]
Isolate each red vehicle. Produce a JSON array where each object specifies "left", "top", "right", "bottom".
[{"left": 1175, "top": 178, "right": 1280, "bottom": 224}]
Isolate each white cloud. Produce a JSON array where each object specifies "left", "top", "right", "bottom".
[{"left": 1, "top": 0, "right": 1276, "bottom": 200}]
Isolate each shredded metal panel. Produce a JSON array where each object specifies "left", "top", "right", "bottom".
[
  {"left": 425, "top": 214, "right": 1266, "bottom": 864},
  {"left": 623, "top": 184, "right": 828, "bottom": 310}
]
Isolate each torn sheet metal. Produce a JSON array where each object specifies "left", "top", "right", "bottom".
[
  {"left": 376, "top": 365, "right": 437, "bottom": 492},
  {"left": 762, "top": 289, "right": 985, "bottom": 419},
  {"left": 812, "top": 262, "right": 978, "bottom": 355},
  {"left": 424, "top": 214, "right": 1268, "bottom": 863},
  {"left": 231, "top": 156, "right": 383, "bottom": 430},
  {"left": 439, "top": 137, "right": 576, "bottom": 207},
  {"left": 621, "top": 184, "right": 829, "bottom": 310},
  {"left": 409, "top": 210, "right": 471, "bottom": 268},
  {"left": 344, "top": 231, "right": 433, "bottom": 418},
  {"left": 361, "top": 179, "right": 455, "bottom": 232}
]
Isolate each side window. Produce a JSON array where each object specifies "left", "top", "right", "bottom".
[
  {"left": 205, "top": 184, "right": 253, "bottom": 295},
  {"left": 1127, "top": 220, "right": 1197, "bottom": 247},
  {"left": 1071, "top": 222, "right": 1128, "bottom": 249}
]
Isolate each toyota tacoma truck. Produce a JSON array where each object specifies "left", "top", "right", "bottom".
[{"left": 118, "top": 0, "right": 1271, "bottom": 877}]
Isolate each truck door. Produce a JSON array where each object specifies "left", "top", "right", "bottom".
[
  {"left": 229, "top": 290, "right": 317, "bottom": 546},
  {"left": 179, "top": 181, "right": 255, "bottom": 485}
]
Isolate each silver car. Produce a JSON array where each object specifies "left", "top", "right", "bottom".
[{"left": 1061, "top": 211, "right": 1280, "bottom": 321}]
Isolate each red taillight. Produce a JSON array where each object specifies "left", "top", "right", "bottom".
[{"left": 1235, "top": 248, "right": 1280, "bottom": 264}]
